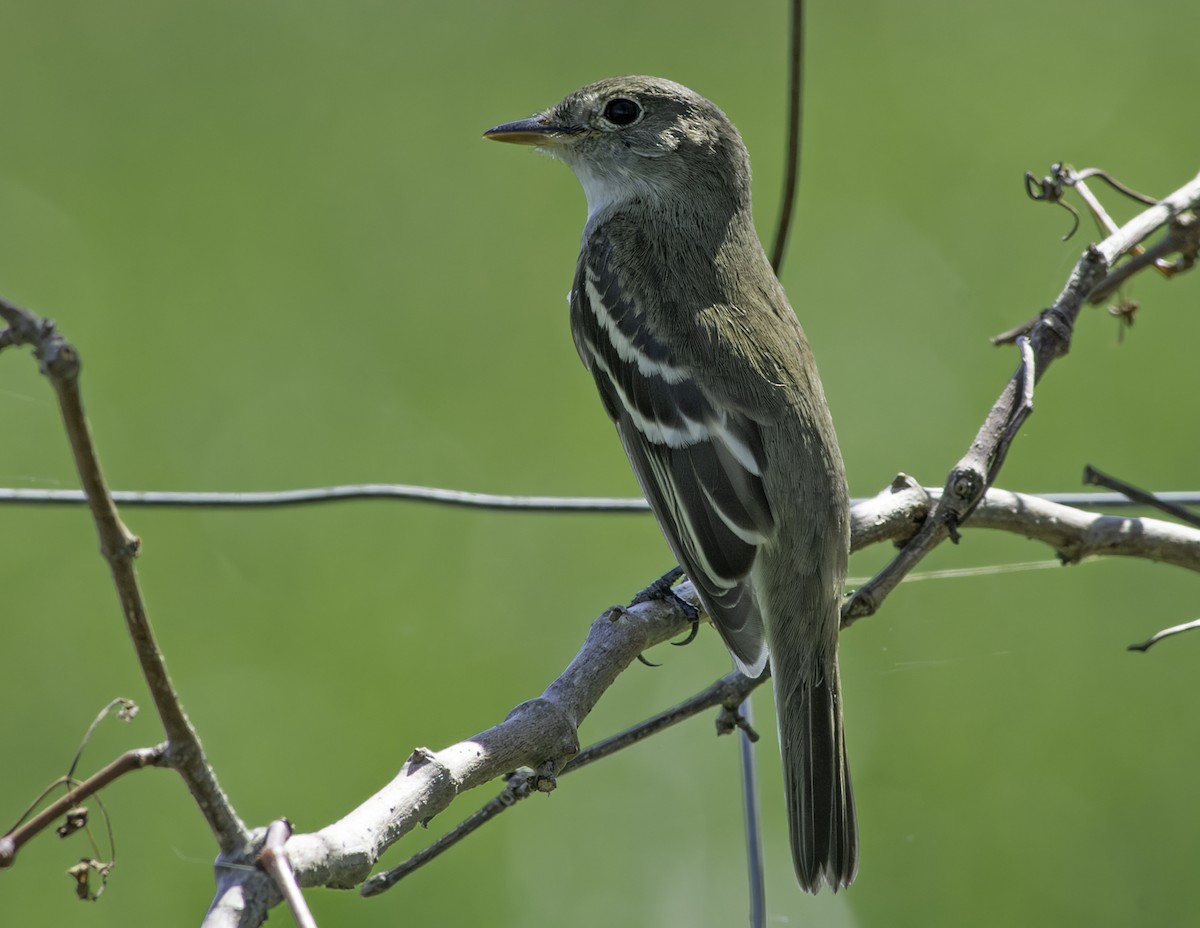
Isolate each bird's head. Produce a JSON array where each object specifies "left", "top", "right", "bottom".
[{"left": 485, "top": 76, "right": 752, "bottom": 224}]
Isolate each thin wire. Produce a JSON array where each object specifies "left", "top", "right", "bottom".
[
  {"left": 846, "top": 558, "right": 1086, "bottom": 587},
  {"left": 736, "top": 686, "right": 765, "bottom": 928},
  {"left": 3, "top": 486, "right": 1199, "bottom": 512},
  {"left": 0, "top": 485, "right": 650, "bottom": 512},
  {"left": 768, "top": 0, "right": 805, "bottom": 275}
]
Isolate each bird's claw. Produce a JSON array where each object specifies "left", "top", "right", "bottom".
[{"left": 629, "top": 566, "right": 700, "bottom": 652}]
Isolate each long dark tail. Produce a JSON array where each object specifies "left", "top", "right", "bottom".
[{"left": 779, "top": 658, "right": 857, "bottom": 892}]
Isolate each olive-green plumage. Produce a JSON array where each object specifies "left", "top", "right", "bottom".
[{"left": 487, "top": 76, "right": 856, "bottom": 892}]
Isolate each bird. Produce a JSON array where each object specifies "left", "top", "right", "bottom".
[{"left": 485, "top": 76, "right": 856, "bottom": 892}]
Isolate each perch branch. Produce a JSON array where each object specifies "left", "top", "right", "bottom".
[
  {"left": 198, "top": 476, "right": 1199, "bottom": 925},
  {"left": 205, "top": 585, "right": 699, "bottom": 925},
  {"left": 363, "top": 667, "right": 765, "bottom": 893}
]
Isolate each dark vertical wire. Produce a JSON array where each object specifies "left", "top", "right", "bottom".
[
  {"left": 769, "top": 0, "right": 805, "bottom": 276},
  {"left": 738, "top": 693, "right": 766, "bottom": 928},
  {"left": 743, "top": 5, "right": 805, "bottom": 920}
]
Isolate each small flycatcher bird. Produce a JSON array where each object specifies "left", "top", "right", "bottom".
[{"left": 485, "top": 76, "right": 856, "bottom": 892}]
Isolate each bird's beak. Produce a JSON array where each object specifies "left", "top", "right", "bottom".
[{"left": 483, "top": 116, "right": 575, "bottom": 146}]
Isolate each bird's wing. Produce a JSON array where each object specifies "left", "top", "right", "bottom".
[{"left": 570, "top": 233, "right": 776, "bottom": 677}]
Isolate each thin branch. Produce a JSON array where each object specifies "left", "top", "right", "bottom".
[
  {"left": 942, "top": 486, "right": 1200, "bottom": 571},
  {"left": 258, "top": 820, "right": 317, "bottom": 928},
  {"left": 844, "top": 169, "right": 1200, "bottom": 623},
  {"left": 364, "top": 667, "right": 766, "bottom": 894},
  {"left": 1128, "top": 618, "right": 1200, "bottom": 652},
  {"left": 1072, "top": 171, "right": 1132, "bottom": 237},
  {"left": 64, "top": 698, "right": 139, "bottom": 784},
  {"left": 0, "top": 298, "right": 248, "bottom": 855},
  {"left": 1041, "top": 491, "right": 1200, "bottom": 508},
  {"left": 360, "top": 770, "right": 539, "bottom": 896},
  {"left": 768, "top": 0, "right": 804, "bottom": 274},
  {"left": 566, "top": 669, "right": 762, "bottom": 773},
  {"left": 843, "top": 477, "right": 1200, "bottom": 609},
  {"left": 983, "top": 335, "right": 1036, "bottom": 491},
  {"left": 1083, "top": 465, "right": 1200, "bottom": 529},
  {"left": 0, "top": 745, "right": 166, "bottom": 868},
  {"left": 1087, "top": 210, "right": 1199, "bottom": 302},
  {"left": 993, "top": 201, "right": 1199, "bottom": 346}
]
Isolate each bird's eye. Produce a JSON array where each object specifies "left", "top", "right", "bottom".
[{"left": 602, "top": 97, "right": 642, "bottom": 126}]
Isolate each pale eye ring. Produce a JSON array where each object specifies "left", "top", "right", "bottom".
[{"left": 602, "top": 97, "right": 642, "bottom": 126}]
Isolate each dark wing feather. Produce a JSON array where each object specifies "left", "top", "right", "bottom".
[{"left": 570, "top": 233, "right": 776, "bottom": 676}]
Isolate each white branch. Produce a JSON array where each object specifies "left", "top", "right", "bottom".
[
  {"left": 203, "top": 478, "right": 1200, "bottom": 925},
  {"left": 853, "top": 476, "right": 1200, "bottom": 571}
]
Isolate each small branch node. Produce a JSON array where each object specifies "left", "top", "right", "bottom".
[
  {"left": 499, "top": 770, "right": 534, "bottom": 806},
  {"left": 841, "top": 586, "right": 877, "bottom": 626},
  {"left": 716, "top": 705, "right": 761, "bottom": 742},
  {"left": 55, "top": 807, "right": 89, "bottom": 838},
  {"left": 405, "top": 747, "right": 439, "bottom": 769},
  {"left": 1035, "top": 305, "right": 1076, "bottom": 355},
  {"left": 530, "top": 760, "right": 559, "bottom": 794},
  {"left": 948, "top": 467, "right": 985, "bottom": 512}
]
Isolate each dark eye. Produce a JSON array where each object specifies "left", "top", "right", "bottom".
[{"left": 603, "top": 97, "right": 642, "bottom": 126}]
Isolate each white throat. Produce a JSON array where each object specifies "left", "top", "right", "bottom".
[{"left": 572, "top": 161, "right": 628, "bottom": 226}]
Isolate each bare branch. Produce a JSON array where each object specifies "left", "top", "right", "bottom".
[
  {"left": 1128, "top": 618, "right": 1200, "bottom": 653},
  {"left": 359, "top": 770, "right": 539, "bottom": 895},
  {"left": 0, "top": 298, "right": 248, "bottom": 854},
  {"left": 845, "top": 477, "right": 1200, "bottom": 609},
  {"left": 258, "top": 821, "right": 317, "bottom": 928},
  {"left": 208, "top": 587, "right": 698, "bottom": 923},
  {"left": 1083, "top": 465, "right": 1200, "bottom": 529},
  {"left": 941, "top": 487, "right": 1200, "bottom": 572},
  {"left": 0, "top": 745, "right": 166, "bottom": 869},
  {"left": 844, "top": 169, "right": 1200, "bottom": 623},
  {"left": 361, "top": 666, "right": 767, "bottom": 894},
  {"left": 193, "top": 476, "right": 1200, "bottom": 924}
]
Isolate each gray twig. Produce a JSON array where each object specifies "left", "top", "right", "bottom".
[
  {"left": 1084, "top": 465, "right": 1200, "bottom": 529},
  {"left": 844, "top": 169, "right": 1200, "bottom": 624},
  {"left": 258, "top": 821, "right": 317, "bottom": 928}
]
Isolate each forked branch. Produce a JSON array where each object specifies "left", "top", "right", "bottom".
[
  {"left": 0, "top": 298, "right": 247, "bottom": 856},
  {"left": 843, "top": 169, "right": 1200, "bottom": 623}
]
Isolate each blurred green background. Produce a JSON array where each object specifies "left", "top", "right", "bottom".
[{"left": 2, "top": 1, "right": 1197, "bottom": 925}]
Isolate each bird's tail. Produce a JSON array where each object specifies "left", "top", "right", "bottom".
[{"left": 778, "top": 657, "right": 858, "bottom": 892}]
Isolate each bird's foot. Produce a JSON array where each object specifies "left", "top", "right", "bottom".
[{"left": 629, "top": 566, "right": 700, "bottom": 649}]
